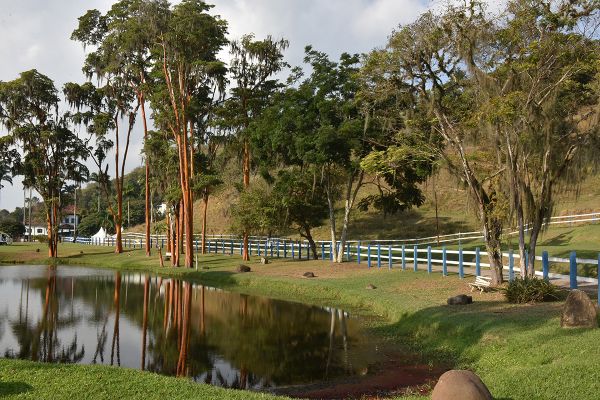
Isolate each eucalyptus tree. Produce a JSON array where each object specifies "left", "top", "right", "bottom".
[
  {"left": 71, "top": 0, "right": 168, "bottom": 255},
  {"left": 0, "top": 70, "right": 89, "bottom": 257},
  {"left": 143, "top": 129, "right": 182, "bottom": 266},
  {"left": 218, "top": 34, "right": 288, "bottom": 261},
  {"left": 63, "top": 78, "right": 136, "bottom": 254},
  {"left": 150, "top": 0, "right": 228, "bottom": 268}
]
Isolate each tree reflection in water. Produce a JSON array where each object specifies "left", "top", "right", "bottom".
[
  {"left": 0, "top": 266, "right": 384, "bottom": 391},
  {"left": 6, "top": 266, "right": 84, "bottom": 363}
]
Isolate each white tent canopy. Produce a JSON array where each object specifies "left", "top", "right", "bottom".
[{"left": 91, "top": 227, "right": 107, "bottom": 240}]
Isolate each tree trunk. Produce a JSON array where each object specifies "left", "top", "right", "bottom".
[
  {"left": 140, "top": 92, "right": 151, "bottom": 257},
  {"left": 325, "top": 168, "right": 338, "bottom": 262},
  {"left": 115, "top": 194, "right": 123, "bottom": 254},
  {"left": 517, "top": 204, "right": 527, "bottom": 277},
  {"left": 173, "top": 205, "right": 181, "bottom": 267},
  {"left": 46, "top": 207, "right": 55, "bottom": 258},
  {"left": 336, "top": 170, "right": 363, "bottom": 263},
  {"left": 183, "top": 190, "right": 194, "bottom": 268},
  {"left": 201, "top": 191, "right": 209, "bottom": 254},
  {"left": 527, "top": 217, "right": 543, "bottom": 277},
  {"left": 482, "top": 213, "right": 504, "bottom": 285},
  {"left": 242, "top": 139, "right": 250, "bottom": 261},
  {"left": 301, "top": 229, "right": 319, "bottom": 260}
]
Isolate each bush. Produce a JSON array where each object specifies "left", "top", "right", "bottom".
[
  {"left": 34, "top": 235, "right": 48, "bottom": 243},
  {"left": 503, "top": 277, "right": 562, "bottom": 304}
]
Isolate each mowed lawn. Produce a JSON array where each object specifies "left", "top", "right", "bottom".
[{"left": 1, "top": 243, "right": 600, "bottom": 399}]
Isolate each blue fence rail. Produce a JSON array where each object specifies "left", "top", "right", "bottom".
[{"left": 69, "top": 235, "right": 599, "bottom": 294}]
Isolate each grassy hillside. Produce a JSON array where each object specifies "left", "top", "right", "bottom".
[
  {"left": 231, "top": 170, "right": 598, "bottom": 240},
  {"left": 125, "top": 168, "right": 600, "bottom": 242}
]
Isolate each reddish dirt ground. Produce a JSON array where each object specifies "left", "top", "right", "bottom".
[{"left": 276, "top": 351, "right": 447, "bottom": 400}]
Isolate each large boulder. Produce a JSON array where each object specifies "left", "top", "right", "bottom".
[
  {"left": 431, "top": 370, "right": 493, "bottom": 400},
  {"left": 237, "top": 265, "right": 251, "bottom": 273},
  {"left": 561, "top": 289, "right": 598, "bottom": 328},
  {"left": 303, "top": 272, "right": 315, "bottom": 278},
  {"left": 447, "top": 294, "right": 473, "bottom": 305}
]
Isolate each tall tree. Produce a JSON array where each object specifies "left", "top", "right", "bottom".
[
  {"left": 219, "top": 34, "right": 288, "bottom": 261},
  {"left": 0, "top": 70, "right": 89, "bottom": 257},
  {"left": 151, "top": 0, "right": 228, "bottom": 268},
  {"left": 366, "top": 9, "right": 509, "bottom": 284},
  {"left": 460, "top": 0, "right": 600, "bottom": 275},
  {"left": 72, "top": 0, "right": 169, "bottom": 255}
]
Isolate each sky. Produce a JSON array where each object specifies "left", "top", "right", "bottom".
[{"left": 0, "top": 0, "right": 431, "bottom": 211}]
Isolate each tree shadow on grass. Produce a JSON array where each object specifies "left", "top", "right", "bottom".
[
  {"left": 373, "top": 300, "right": 562, "bottom": 368},
  {"left": 0, "top": 381, "right": 33, "bottom": 397},
  {"left": 540, "top": 231, "right": 574, "bottom": 247}
]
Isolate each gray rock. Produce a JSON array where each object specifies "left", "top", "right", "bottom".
[
  {"left": 366, "top": 284, "right": 377, "bottom": 290},
  {"left": 431, "top": 370, "right": 493, "bottom": 400},
  {"left": 260, "top": 257, "right": 269, "bottom": 265},
  {"left": 303, "top": 272, "right": 315, "bottom": 278},
  {"left": 237, "top": 264, "right": 251, "bottom": 273},
  {"left": 447, "top": 294, "right": 473, "bottom": 305},
  {"left": 561, "top": 289, "right": 598, "bottom": 328}
]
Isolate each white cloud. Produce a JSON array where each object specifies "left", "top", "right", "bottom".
[{"left": 0, "top": 0, "right": 430, "bottom": 211}]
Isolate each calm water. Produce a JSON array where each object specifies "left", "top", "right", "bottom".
[{"left": 0, "top": 265, "right": 385, "bottom": 391}]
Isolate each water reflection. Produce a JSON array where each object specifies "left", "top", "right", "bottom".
[{"left": 0, "top": 265, "right": 383, "bottom": 390}]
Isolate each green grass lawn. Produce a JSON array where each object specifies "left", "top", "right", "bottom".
[{"left": 2, "top": 243, "right": 600, "bottom": 399}]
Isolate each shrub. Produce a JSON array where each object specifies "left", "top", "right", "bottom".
[{"left": 503, "top": 277, "right": 562, "bottom": 304}]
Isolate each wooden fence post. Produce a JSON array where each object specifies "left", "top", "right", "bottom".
[
  {"left": 367, "top": 244, "right": 371, "bottom": 268},
  {"left": 357, "top": 241, "right": 361, "bottom": 264},
  {"left": 377, "top": 244, "right": 381, "bottom": 268},
  {"left": 475, "top": 247, "right": 481, "bottom": 276},
  {"left": 388, "top": 245, "right": 392, "bottom": 270}
]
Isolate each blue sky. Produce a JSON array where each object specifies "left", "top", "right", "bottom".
[{"left": 0, "top": 0, "right": 430, "bottom": 211}]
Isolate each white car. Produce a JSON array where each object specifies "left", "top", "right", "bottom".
[{"left": 0, "top": 232, "right": 12, "bottom": 245}]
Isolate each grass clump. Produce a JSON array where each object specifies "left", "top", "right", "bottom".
[{"left": 503, "top": 277, "right": 562, "bottom": 304}]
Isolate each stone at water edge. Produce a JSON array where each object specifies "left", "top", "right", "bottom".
[
  {"left": 260, "top": 257, "right": 269, "bottom": 264},
  {"left": 366, "top": 284, "right": 377, "bottom": 290},
  {"left": 447, "top": 294, "right": 473, "bottom": 305},
  {"left": 431, "top": 370, "right": 493, "bottom": 400},
  {"left": 237, "top": 264, "right": 251, "bottom": 273},
  {"left": 303, "top": 272, "right": 315, "bottom": 278},
  {"left": 561, "top": 289, "right": 598, "bottom": 328}
]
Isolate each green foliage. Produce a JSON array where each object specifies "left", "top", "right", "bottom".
[
  {"left": 503, "top": 277, "right": 562, "bottom": 304},
  {"left": 271, "top": 169, "right": 328, "bottom": 237},
  {"left": 77, "top": 211, "right": 114, "bottom": 236},
  {"left": 230, "top": 184, "right": 279, "bottom": 236},
  {"left": 0, "top": 218, "right": 25, "bottom": 238}
]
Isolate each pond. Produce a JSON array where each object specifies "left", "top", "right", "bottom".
[{"left": 0, "top": 264, "right": 428, "bottom": 397}]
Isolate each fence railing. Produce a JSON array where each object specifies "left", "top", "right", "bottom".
[{"left": 70, "top": 235, "right": 599, "bottom": 295}]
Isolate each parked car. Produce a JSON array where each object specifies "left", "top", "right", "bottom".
[{"left": 0, "top": 232, "right": 12, "bottom": 245}]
